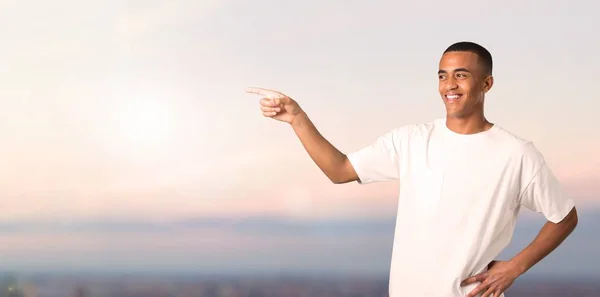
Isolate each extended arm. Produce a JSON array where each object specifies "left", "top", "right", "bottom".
[
  {"left": 246, "top": 87, "right": 358, "bottom": 184},
  {"left": 290, "top": 111, "right": 358, "bottom": 184}
]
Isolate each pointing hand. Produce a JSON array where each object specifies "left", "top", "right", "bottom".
[{"left": 246, "top": 87, "right": 303, "bottom": 124}]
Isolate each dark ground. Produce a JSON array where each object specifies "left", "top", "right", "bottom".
[{"left": 2, "top": 273, "right": 599, "bottom": 297}]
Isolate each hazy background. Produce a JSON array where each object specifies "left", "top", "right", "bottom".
[{"left": 0, "top": 0, "right": 598, "bottom": 280}]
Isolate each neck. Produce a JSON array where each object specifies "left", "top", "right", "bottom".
[{"left": 446, "top": 112, "right": 492, "bottom": 135}]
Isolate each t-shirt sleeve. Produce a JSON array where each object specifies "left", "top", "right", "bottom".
[
  {"left": 346, "top": 128, "right": 403, "bottom": 184},
  {"left": 518, "top": 143, "right": 576, "bottom": 223}
]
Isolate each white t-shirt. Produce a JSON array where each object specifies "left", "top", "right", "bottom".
[{"left": 346, "top": 118, "right": 575, "bottom": 297}]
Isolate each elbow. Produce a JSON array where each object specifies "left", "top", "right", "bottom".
[
  {"left": 328, "top": 173, "right": 356, "bottom": 184},
  {"left": 329, "top": 176, "right": 346, "bottom": 184},
  {"left": 327, "top": 171, "right": 350, "bottom": 184},
  {"left": 328, "top": 157, "right": 357, "bottom": 184}
]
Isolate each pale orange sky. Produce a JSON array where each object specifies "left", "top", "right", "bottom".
[{"left": 0, "top": 0, "right": 598, "bottom": 274}]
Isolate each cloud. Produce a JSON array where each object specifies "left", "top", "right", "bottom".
[
  {"left": 0, "top": 210, "right": 598, "bottom": 276},
  {"left": 0, "top": 215, "right": 395, "bottom": 236},
  {"left": 0, "top": 215, "right": 394, "bottom": 274}
]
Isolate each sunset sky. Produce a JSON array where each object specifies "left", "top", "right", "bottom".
[{"left": 0, "top": 0, "right": 598, "bottom": 277}]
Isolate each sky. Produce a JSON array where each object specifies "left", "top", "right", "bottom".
[{"left": 0, "top": 0, "right": 598, "bottom": 277}]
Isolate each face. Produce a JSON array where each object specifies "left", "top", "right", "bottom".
[{"left": 438, "top": 51, "right": 493, "bottom": 118}]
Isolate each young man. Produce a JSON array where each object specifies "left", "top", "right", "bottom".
[{"left": 246, "top": 41, "right": 578, "bottom": 297}]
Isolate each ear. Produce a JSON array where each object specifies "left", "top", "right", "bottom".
[{"left": 483, "top": 75, "right": 494, "bottom": 93}]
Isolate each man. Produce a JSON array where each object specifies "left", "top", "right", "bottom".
[{"left": 246, "top": 41, "right": 578, "bottom": 297}]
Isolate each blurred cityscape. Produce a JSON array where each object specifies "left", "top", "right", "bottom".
[{"left": 1, "top": 272, "right": 598, "bottom": 297}]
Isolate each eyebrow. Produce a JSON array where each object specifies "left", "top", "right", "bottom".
[{"left": 438, "top": 68, "right": 471, "bottom": 74}]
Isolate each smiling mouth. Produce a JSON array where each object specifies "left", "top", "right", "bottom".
[{"left": 445, "top": 94, "right": 462, "bottom": 102}]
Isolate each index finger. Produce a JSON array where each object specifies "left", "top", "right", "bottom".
[{"left": 245, "top": 87, "right": 283, "bottom": 98}]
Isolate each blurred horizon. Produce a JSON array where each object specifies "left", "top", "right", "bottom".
[{"left": 0, "top": 207, "right": 599, "bottom": 278}]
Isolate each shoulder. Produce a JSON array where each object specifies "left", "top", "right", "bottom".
[
  {"left": 492, "top": 125, "right": 547, "bottom": 173},
  {"left": 386, "top": 118, "right": 441, "bottom": 138},
  {"left": 372, "top": 119, "right": 447, "bottom": 148},
  {"left": 358, "top": 121, "right": 436, "bottom": 154}
]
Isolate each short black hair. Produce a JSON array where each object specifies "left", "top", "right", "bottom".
[{"left": 443, "top": 41, "right": 493, "bottom": 76}]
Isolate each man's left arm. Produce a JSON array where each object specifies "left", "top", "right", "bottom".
[
  {"left": 463, "top": 145, "right": 578, "bottom": 297},
  {"left": 463, "top": 207, "right": 577, "bottom": 297},
  {"left": 508, "top": 206, "right": 578, "bottom": 276}
]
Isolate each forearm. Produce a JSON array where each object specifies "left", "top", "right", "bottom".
[
  {"left": 290, "top": 111, "right": 356, "bottom": 183},
  {"left": 508, "top": 207, "right": 578, "bottom": 275}
]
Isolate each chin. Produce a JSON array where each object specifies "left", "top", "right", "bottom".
[{"left": 445, "top": 109, "right": 467, "bottom": 118}]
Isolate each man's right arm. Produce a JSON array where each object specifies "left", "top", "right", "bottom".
[
  {"left": 290, "top": 111, "right": 358, "bottom": 184},
  {"left": 246, "top": 86, "right": 400, "bottom": 185}
]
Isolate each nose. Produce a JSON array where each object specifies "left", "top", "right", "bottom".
[{"left": 445, "top": 77, "right": 458, "bottom": 90}]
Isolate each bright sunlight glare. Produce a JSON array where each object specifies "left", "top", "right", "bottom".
[{"left": 116, "top": 98, "right": 174, "bottom": 147}]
